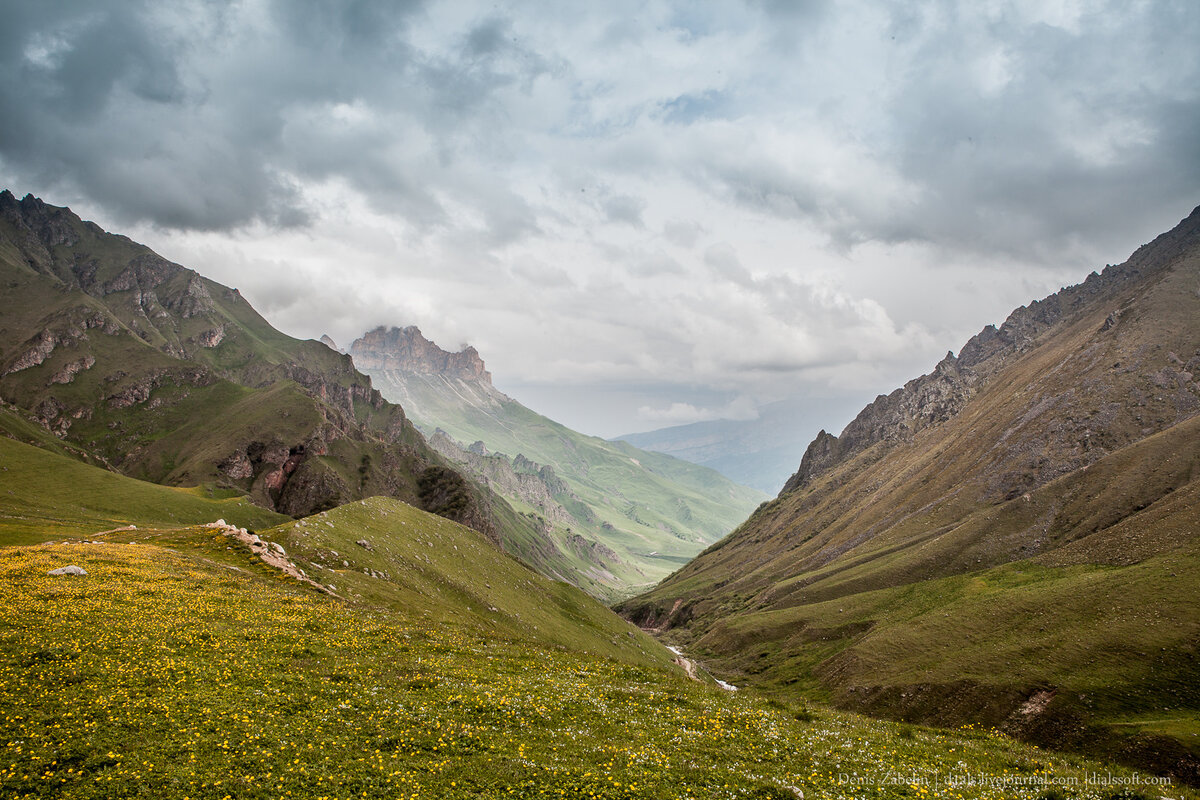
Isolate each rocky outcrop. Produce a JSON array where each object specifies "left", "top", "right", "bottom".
[
  {"left": 350, "top": 325, "right": 492, "bottom": 385},
  {"left": 48, "top": 355, "right": 96, "bottom": 385},
  {"left": 2, "top": 308, "right": 115, "bottom": 377},
  {"left": 3, "top": 330, "right": 59, "bottom": 376},
  {"left": 281, "top": 363, "right": 388, "bottom": 429},
  {"left": 427, "top": 431, "right": 587, "bottom": 529},
  {"left": 105, "top": 366, "right": 212, "bottom": 410},
  {"left": 204, "top": 520, "right": 335, "bottom": 595},
  {"left": 564, "top": 531, "right": 621, "bottom": 569}
]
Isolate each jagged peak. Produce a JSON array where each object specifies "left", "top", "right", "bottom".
[{"left": 349, "top": 325, "right": 492, "bottom": 385}]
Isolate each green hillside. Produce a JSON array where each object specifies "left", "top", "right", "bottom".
[
  {"left": 0, "top": 294, "right": 1189, "bottom": 797},
  {"left": 0, "top": 191, "right": 430, "bottom": 517},
  {"left": 619, "top": 206, "right": 1200, "bottom": 783},
  {"left": 0, "top": 434, "right": 288, "bottom": 545},
  {"left": 2, "top": 532, "right": 1186, "bottom": 798},
  {"left": 351, "top": 327, "right": 767, "bottom": 599}
]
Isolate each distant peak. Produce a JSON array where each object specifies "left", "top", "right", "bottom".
[
  {"left": 349, "top": 325, "right": 492, "bottom": 385},
  {"left": 318, "top": 334, "right": 341, "bottom": 353}
]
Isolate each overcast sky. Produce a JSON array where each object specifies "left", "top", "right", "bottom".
[{"left": 2, "top": 0, "right": 1198, "bottom": 438}]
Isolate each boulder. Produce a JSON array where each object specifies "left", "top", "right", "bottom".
[{"left": 48, "top": 565, "right": 87, "bottom": 576}]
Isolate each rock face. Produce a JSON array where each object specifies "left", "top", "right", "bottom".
[
  {"left": 427, "top": 430, "right": 592, "bottom": 530},
  {"left": 350, "top": 326, "right": 492, "bottom": 385}
]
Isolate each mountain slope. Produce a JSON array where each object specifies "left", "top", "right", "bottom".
[
  {"left": 0, "top": 417, "right": 666, "bottom": 667},
  {"left": 349, "top": 326, "right": 768, "bottom": 598},
  {"left": 0, "top": 432, "right": 288, "bottom": 545},
  {"left": 619, "top": 205, "right": 1200, "bottom": 781},
  {"left": 0, "top": 193, "right": 563, "bottom": 561}
]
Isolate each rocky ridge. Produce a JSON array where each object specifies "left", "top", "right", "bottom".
[
  {"left": 619, "top": 204, "right": 1200, "bottom": 781},
  {"left": 783, "top": 203, "right": 1200, "bottom": 497},
  {"left": 351, "top": 326, "right": 491, "bottom": 385}
]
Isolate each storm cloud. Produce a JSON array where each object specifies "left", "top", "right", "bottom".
[{"left": 2, "top": 0, "right": 1197, "bottom": 437}]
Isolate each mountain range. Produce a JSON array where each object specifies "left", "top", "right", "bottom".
[
  {"left": 2, "top": 188, "right": 1198, "bottom": 789},
  {"left": 616, "top": 397, "right": 851, "bottom": 494},
  {"left": 619, "top": 204, "right": 1200, "bottom": 781},
  {"left": 346, "top": 325, "right": 767, "bottom": 599}
]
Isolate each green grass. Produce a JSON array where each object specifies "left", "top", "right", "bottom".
[
  {"left": 1, "top": 539, "right": 1190, "bottom": 800},
  {"left": 258, "top": 496, "right": 669, "bottom": 666},
  {"left": 0, "top": 436, "right": 287, "bottom": 544}
]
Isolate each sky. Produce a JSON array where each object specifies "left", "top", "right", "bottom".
[{"left": 2, "top": 0, "right": 1198, "bottom": 439}]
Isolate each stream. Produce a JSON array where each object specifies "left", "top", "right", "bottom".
[{"left": 665, "top": 645, "right": 738, "bottom": 691}]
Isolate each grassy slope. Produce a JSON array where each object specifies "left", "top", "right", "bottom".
[
  {"left": 0, "top": 435, "right": 287, "bottom": 545},
  {"left": 2, "top": 538, "right": 1189, "bottom": 799},
  {"left": 0, "top": 407, "right": 1188, "bottom": 796},
  {"left": 619, "top": 217, "right": 1200, "bottom": 780},
  {"left": 370, "top": 370, "right": 766, "bottom": 594},
  {"left": 260, "top": 496, "right": 667, "bottom": 664}
]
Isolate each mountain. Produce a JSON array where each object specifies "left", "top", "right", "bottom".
[
  {"left": 0, "top": 191, "right": 563, "bottom": 566},
  {"left": 619, "top": 205, "right": 1200, "bottom": 782},
  {"left": 617, "top": 397, "right": 850, "bottom": 494},
  {"left": 350, "top": 325, "right": 768, "bottom": 599}
]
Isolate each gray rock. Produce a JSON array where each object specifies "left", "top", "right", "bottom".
[
  {"left": 356, "top": 539, "right": 373, "bottom": 550},
  {"left": 269, "top": 541, "right": 286, "bottom": 556},
  {"left": 48, "top": 565, "right": 87, "bottom": 576}
]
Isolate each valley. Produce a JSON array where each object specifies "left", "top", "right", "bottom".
[
  {"left": 1, "top": 192, "right": 1197, "bottom": 795},
  {"left": 1, "top": 442, "right": 1188, "bottom": 798},
  {"left": 3, "top": 3, "right": 1196, "bottom": 797},
  {"left": 348, "top": 325, "right": 766, "bottom": 599}
]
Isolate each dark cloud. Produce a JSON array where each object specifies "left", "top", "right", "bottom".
[
  {"left": 858, "top": 2, "right": 1200, "bottom": 260},
  {"left": 0, "top": 0, "right": 531, "bottom": 233},
  {"left": 4, "top": 0, "right": 1194, "bottom": 256}
]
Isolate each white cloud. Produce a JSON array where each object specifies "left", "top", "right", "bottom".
[
  {"left": 638, "top": 396, "right": 759, "bottom": 425},
  {"left": 1, "top": 0, "right": 1196, "bottom": 439}
]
